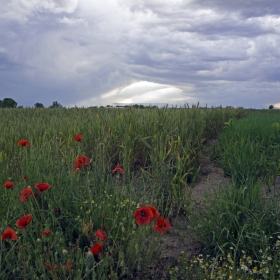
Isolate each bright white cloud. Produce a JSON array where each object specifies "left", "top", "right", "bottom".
[
  {"left": 72, "top": 81, "right": 187, "bottom": 107},
  {"left": 101, "top": 81, "right": 171, "bottom": 98},
  {"left": 0, "top": 0, "right": 78, "bottom": 23},
  {"left": 57, "top": 16, "right": 88, "bottom": 27},
  {"left": 126, "top": 87, "right": 183, "bottom": 104}
]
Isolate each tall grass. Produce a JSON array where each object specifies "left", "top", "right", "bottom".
[
  {"left": 0, "top": 106, "right": 242, "bottom": 279},
  {"left": 219, "top": 110, "right": 280, "bottom": 187},
  {"left": 178, "top": 109, "right": 280, "bottom": 280}
]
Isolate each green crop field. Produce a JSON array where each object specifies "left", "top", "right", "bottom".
[{"left": 1, "top": 106, "right": 280, "bottom": 279}]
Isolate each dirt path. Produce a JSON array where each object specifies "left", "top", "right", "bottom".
[
  {"left": 191, "top": 139, "right": 231, "bottom": 204},
  {"left": 151, "top": 140, "right": 280, "bottom": 279},
  {"left": 156, "top": 139, "right": 231, "bottom": 275}
]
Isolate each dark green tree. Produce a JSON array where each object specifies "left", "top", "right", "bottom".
[
  {"left": 49, "top": 101, "right": 62, "bottom": 108},
  {"left": 269, "top": 105, "right": 274, "bottom": 109},
  {"left": 34, "top": 103, "right": 44, "bottom": 108},
  {"left": 0, "top": 98, "right": 17, "bottom": 108}
]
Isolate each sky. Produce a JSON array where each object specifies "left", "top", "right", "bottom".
[{"left": 1, "top": 0, "right": 280, "bottom": 109}]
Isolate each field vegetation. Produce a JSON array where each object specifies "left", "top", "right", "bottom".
[{"left": 0, "top": 106, "right": 279, "bottom": 279}]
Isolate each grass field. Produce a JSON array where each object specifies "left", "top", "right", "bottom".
[{"left": 1, "top": 106, "right": 280, "bottom": 279}]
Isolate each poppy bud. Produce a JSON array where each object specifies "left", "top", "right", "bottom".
[{"left": 87, "top": 251, "right": 93, "bottom": 258}]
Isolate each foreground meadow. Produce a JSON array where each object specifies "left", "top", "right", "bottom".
[{"left": 0, "top": 106, "right": 280, "bottom": 279}]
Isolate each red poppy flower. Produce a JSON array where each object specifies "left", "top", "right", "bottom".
[
  {"left": 0, "top": 227, "right": 18, "bottom": 240},
  {"left": 18, "top": 139, "right": 30, "bottom": 147},
  {"left": 3, "top": 180, "right": 14, "bottom": 189},
  {"left": 16, "top": 214, "right": 32, "bottom": 230},
  {"left": 148, "top": 206, "right": 160, "bottom": 222},
  {"left": 94, "top": 229, "right": 107, "bottom": 240},
  {"left": 73, "top": 161, "right": 83, "bottom": 173},
  {"left": 44, "top": 261, "right": 58, "bottom": 270},
  {"left": 77, "top": 156, "right": 90, "bottom": 166},
  {"left": 73, "top": 156, "right": 90, "bottom": 173},
  {"left": 35, "top": 183, "right": 51, "bottom": 193},
  {"left": 23, "top": 175, "right": 27, "bottom": 180},
  {"left": 20, "top": 187, "right": 32, "bottom": 202},
  {"left": 134, "top": 206, "right": 154, "bottom": 226},
  {"left": 153, "top": 217, "right": 172, "bottom": 234},
  {"left": 41, "top": 230, "right": 52, "bottom": 236},
  {"left": 112, "top": 163, "right": 124, "bottom": 174},
  {"left": 74, "top": 134, "right": 83, "bottom": 142},
  {"left": 74, "top": 160, "right": 83, "bottom": 168},
  {"left": 64, "top": 261, "right": 73, "bottom": 272},
  {"left": 90, "top": 242, "right": 103, "bottom": 255}
]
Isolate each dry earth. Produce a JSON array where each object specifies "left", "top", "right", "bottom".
[
  {"left": 144, "top": 140, "right": 280, "bottom": 279},
  {"left": 160, "top": 139, "right": 231, "bottom": 256},
  {"left": 146, "top": 139, "right": 232, "bottom": 278}
]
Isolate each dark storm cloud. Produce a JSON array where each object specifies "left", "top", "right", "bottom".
[
  {"left": 0, "top": 0, "right": 280, "bottom": 108},
  {"left": 129, "top": 0, "right": 280, "bottom": 18},
  {"left": 196, "top": 0, "right": 280, "bottom": 18}
]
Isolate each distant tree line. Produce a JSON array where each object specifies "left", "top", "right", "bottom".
[
  {"left": 0, "top": 98, "right": 17, "bottom": 108},
  {"left": 34, "top": 101, "right": 63, "bottom": 108},
  {"left": 0, "top": 99, "right": 158, "bottom": 109},
  {"left": 1, "top": 98, "right": 276, "bottom": 110},
  {"left": 0, "top": 98, "right": 63, "bottom": 108},
  {"left": 114, "top": 104, "right": 158, "bottom": 109},
  {"left": 0, "top": 99, "right": 159, "bottom": 109},
  {"left": 34, "top": 103, "right": 44, "bottom": 108}
]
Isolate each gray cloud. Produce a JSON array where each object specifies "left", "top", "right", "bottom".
[
  {"left": 196, "top": 0, "right": 280, "bottom": 18},
  {"left": 0, "top": 0, "right": 280, "bottom": 108},
  {"left": 0, "top": 0, "right": 78, "bottom": 23}
]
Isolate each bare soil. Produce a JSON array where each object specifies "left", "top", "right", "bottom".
[
  {"left": 191, "top": 140, "right": 231, "bottom": 204},
  {"left": 151, "top": 139, "right": 232, "bottom": 278},
  {"left": 146, "top": 140, "right": 280, "bottom": 279}
]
